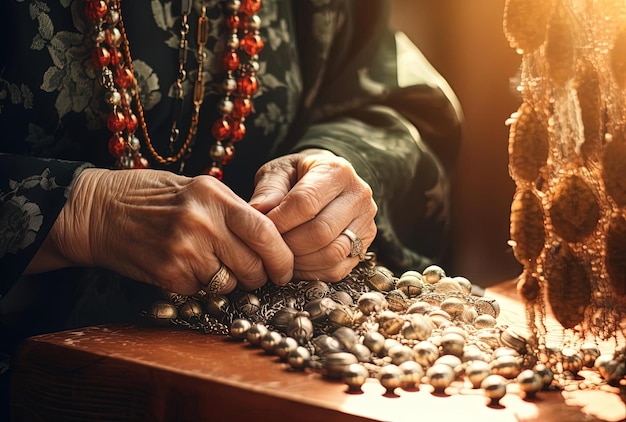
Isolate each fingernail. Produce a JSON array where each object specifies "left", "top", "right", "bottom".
[
  {"left": 277, "top": 271, "right": 293, "bottom": 286},
  {"left": 248, "top": 194, "right": 267, "bottom": 208}
]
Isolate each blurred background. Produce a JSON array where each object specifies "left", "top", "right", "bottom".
[{"left": 390, "top": 0, "right": 523, "bottom": 288}]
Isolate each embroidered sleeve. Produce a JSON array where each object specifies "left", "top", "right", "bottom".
[{"left": 0, "top": 154, "right": 93, "bottom": 295}]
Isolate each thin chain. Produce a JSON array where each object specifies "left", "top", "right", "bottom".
[{"left": 115, "top": 0, "right": 208, "bottom": 165}]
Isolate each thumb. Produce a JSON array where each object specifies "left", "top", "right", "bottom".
[{"left": 248, "top": 172, "right": 290, "bottom": 214}]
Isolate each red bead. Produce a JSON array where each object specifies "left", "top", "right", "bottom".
[
  {"left": 226, "top": 14, "right": 241, "bottom": 30},
  {"left": 84, "top": 0, "right": 108, "bottom": 23},
  {"left": 232, "top": 97, "right": 252, "bottom": 119},
  {"left": 109, "top": 48, "right": 122, "bottom": 66},
  {"left": 204, "top": 166, "right": 223, "bottom": 180},
  {"left": 222, "top": 144, "right": 235, "bottom": 165},
  {"left": 108, "top": 135, "right": 126, "bottom": 158},
  {"left": 211, "top": 117, "right": 231, "bottom": 141},
  {"left": 230, "top": 121, "right": 246, "bottom": 142},
  {"left": 241, "top": 33, "right": 264, "bottom": 56},
  {"left": 240, "top": 0, "right": 262, "bottom": 16},
  {"left": 222, "top": 51, "right": 240, "bottom": 72},
  {"left": 134, "top": 155, "right": 149, "bottom": 169},
  {"left": 107, "top": 110, "right": 126, "bottom": 132},
  {"left": 126, "top": 113, "right": 138, "bottom": 133},
  {"left": 115, "top": 67, "right": 134, "bottom": 88},
  {"left": 92, "top": 46, "right": 111, "bottom": 68},
  {"left": 237, "top": 75, "right": 258, "bottom": 96}
]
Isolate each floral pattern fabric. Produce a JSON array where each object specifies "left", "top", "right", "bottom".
[{"left": 0, "top": 0, "right": 463, "bottom": 333}]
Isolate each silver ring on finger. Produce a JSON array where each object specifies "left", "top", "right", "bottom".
[
  {"left": 202, "top": 264, "right": 231, "bottom": 296},
  {"left": 341, "top": 228, "right": 365, "bottom": 261}
]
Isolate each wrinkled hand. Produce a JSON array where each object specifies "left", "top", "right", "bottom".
[
  {"left": 37, "top": 168, "right": 294, "bottom": 295},
  {"left": 249, "top": 149, "right": 377, "bottom": 282}
]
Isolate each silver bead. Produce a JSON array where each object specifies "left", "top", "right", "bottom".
[
  {"left": 343, "top": 363, "right": 369, "bottom": 393},
  {"left": 128, "top": 136, "right": 141, "bottom": 152},
  {"left": 516, "top": 369, "right": 543, "bottom": 398},
  {"left": 466, "top": 360, "right": 492, "bottom": 388},
  {"left": 406, "top": 301, "right": 432, "bottom": 315},
  {"left": 235, "top": 293, "right": 260, "bottom": 317},
  {"left": 210, "top": 143, "right": 226, "bottom": 162},
  {"left": 413, "top": 341, "right": 440, "bottom": 368},
  {"left": 287, "top": 312, "right": 314, "bottom": 344},
  {"left": 332, "top": 327, "right": 358, "bottom": 350},
  {"left": 474, "top": 297, "right": 500, "bottom": 318},
  {"left": 388, "top": 344, "right": 415, "bottom": 366},
  {"left": 422, "top": 265, "right": 446, "bottom": 284},
  {"left": 382, "top": 339, "right": 402, "bottom": 357},
  {"left": 452, "top": 276, "right": 473, "bottom": 294},
  {"left": 327, "top": 305, "right": 354, "bottom": 328},
  {"left": 110, "top": 27, "right": 122, "bottom": 47},
  {"left": 434, "top": 355, "right": 463, "bottom": 377},
  {"left": 218, "top": 99, "right": 234, "bottom": 115},
  {"left": 246, "top": 323, "right": 268, "bottom": 346},
  {"left": 362, "top": 331, "right": 386, "bottom": 355},
  {"left": 260, "top": 330, "right": 283, "bottom": 354},
  {"left": 304, "top": 280, "right": 331, "bottom": 300},
  {"left": 148, "top": 300, "right": 178, "bottom": 324},
  {"left": 247, "top": 14, "right": 262, "bottom": 31},
  {"left": 481, "top": 374, "right": 508, "bottom": 405},
  {"left": 434, "top": 277, "right": 463, "bottom": 294},
  {"left": 440, "top": 297, "right": 465, "bottom": 319},
  {"left": 201, "top": 294, "right": 230, "bottom": 320},
  {"left": 178, "top": 299, "right": 203, "bottom": 321},
  {"left": 323, "top": 352, "right": 358, "bottom": 379},
  {"left": 490, "top": 355, "right": 522, "bottom": 379},
  {"left": 311, "top": 335, "right": 342, "bottom": 356},
  {"left": 463, "top": 345, "right": 488, "bottom": 363},
  {"left": 222, "top": 77, "right": 237, "bottom": 93},
  {"left": 349, "top": 343, "right": 372, "bottom": 363},
  {"left": 426, "top": 363, "right": 455, "bottom": 393},
  {"left": 440, "top": 332, "right": 465, "bottom": 358},
  {"left": 366, "top": 269, "right": 395, "bottom": 292},
  {"left": 474, "top": 314, "right": 497, "bottom": 329},
  {"left": 385, "top": 289, "right": 408, "bottom": 312},
  {"left": 376, "top": 310, "right": 405, "bottom": 337},
  {"left": 533, "top": 363, "right": 553, "bottom": 389},
  {"left": 561, "top": 347, "right": 583, "bottom": 374},
  {"left": 357, "top": 291, "right": 387, "bottom": 315},
  {"left": 399, "top": 360, "right": 424, "bottom": 391},
  {"left": 287, "top": 346, "right": 311, "bottom": 370},
  {"left": 104, "top": 90, "right": 122, "bottom": 106},
  {"left": 401, "top": 314, "right": 433, "bottom": 341},
  {"left": 275, "top": 336, "right": 299, "bottom": 360},
  {"left": 304, "top": 297, "right": 337, "bottom": 324},
  {"left": 230, "top": 318, "right": 252, "bottom": 339},
  {"left": 580, "top": 342, "right": 600, "bottom": 368},
  {"left": 378, "top": 364, "right": 404, "bottom": 395},
  {"left": 225, "top": 0, "right": 241, "bottom": 12},
  {"left": 396, "top": 275, "right": 424, "bottom": 298},
  {"left": 499, "top": 327, "right": 529, "bottom": 354},
  {"left": 227, "top": 34, "right": 239, "bottom": 50},
  {"left": 332, "top": 290, "right": 354, "bottom": 306},
  {"left": 270, "top": 306, "right": 298, "bottom": 332}
]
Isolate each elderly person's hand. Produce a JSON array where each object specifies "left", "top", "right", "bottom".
[
  {"left": 26, "top": 168, "right": 294, "bottom": 296},
  {"left": 249, "top": 149, "right": 377, "bottom": 282}
]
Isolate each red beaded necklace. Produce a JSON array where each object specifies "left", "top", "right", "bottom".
[{"left": 85, "top": 0, "right": 264, "bottom": 179}]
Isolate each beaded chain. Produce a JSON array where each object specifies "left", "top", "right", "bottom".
[{"left": 84, "top": 0, "right": 264, "bottom": 178}]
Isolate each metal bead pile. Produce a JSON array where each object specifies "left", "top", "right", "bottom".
[{"left": 148, "top": 253, "right": 626, "bottom": 404}]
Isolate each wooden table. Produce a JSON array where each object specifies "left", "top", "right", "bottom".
[{"left": 10, "top": 281, "right": 626, "bottom": 422}]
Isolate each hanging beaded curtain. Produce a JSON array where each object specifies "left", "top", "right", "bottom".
[{"left": 504, "top": 0, "right": 626, "bottom": 345}]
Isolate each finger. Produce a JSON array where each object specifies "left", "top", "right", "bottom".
[
  {"left": 226, "top": 205, "right": 294, "bottom": 287},
  {"left": 293, "top": 258, "right": 359, "bottom": 283},
  {"left": 265, "top": 160, "right": 347, "bottom": 233},
  {"left": 248, "top": 165, "right": 293, "bottom": 214},
  {"left": 282, "top": 193, "right": 354, "bottom": 256}
]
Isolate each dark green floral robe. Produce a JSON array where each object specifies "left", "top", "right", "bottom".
[{"left": 0, "top": 0, "right": 462, "bottom": 343}]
